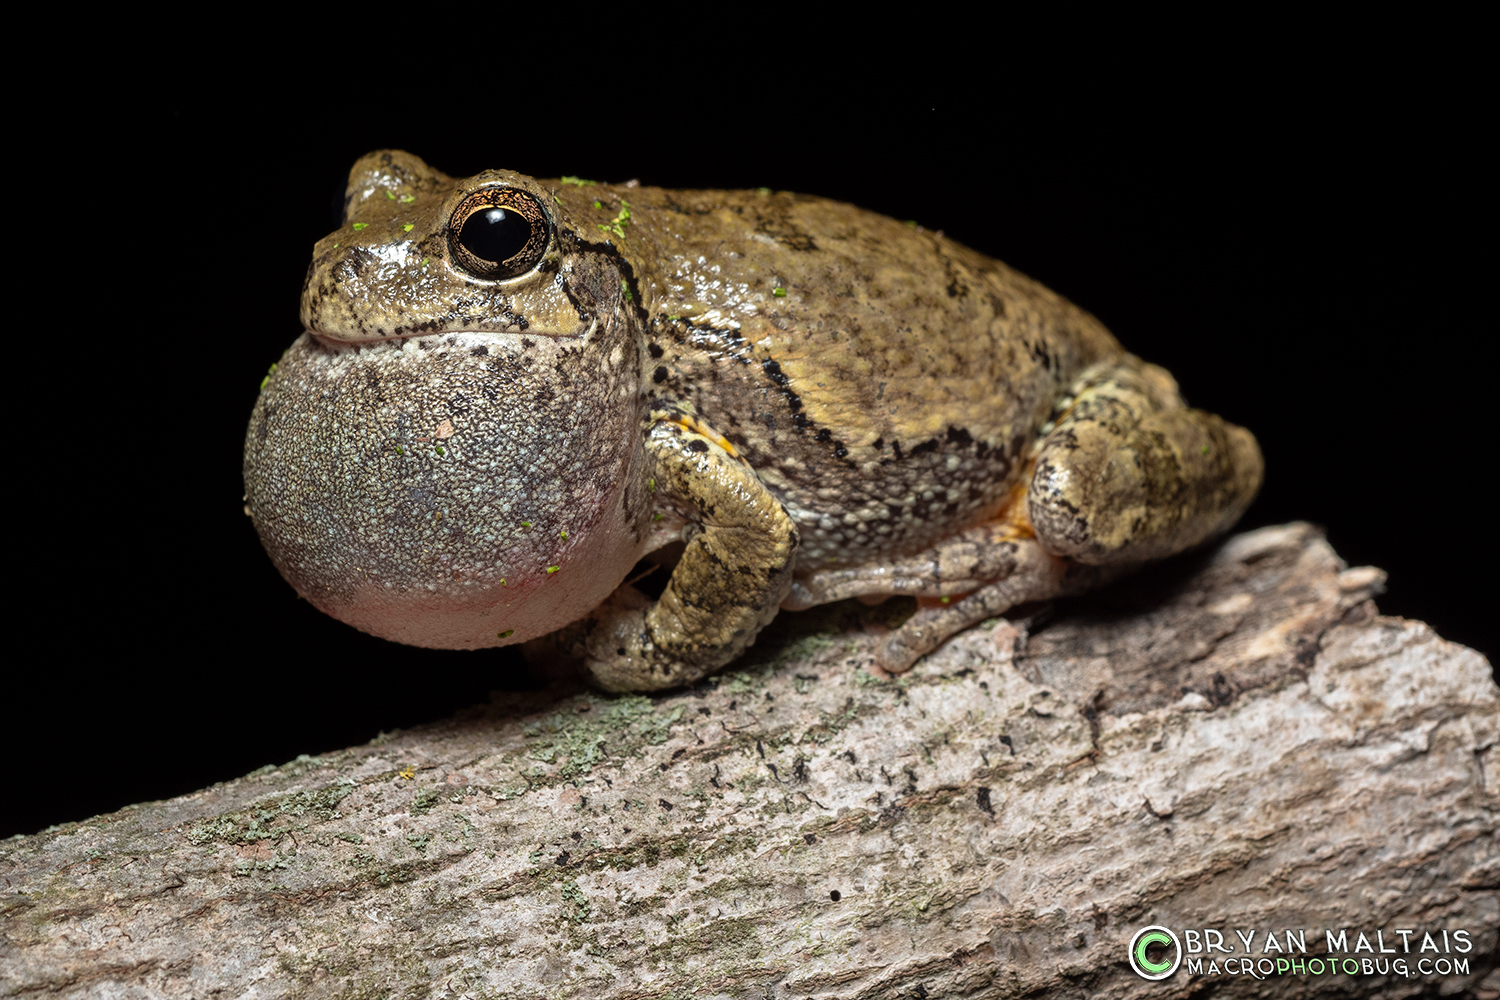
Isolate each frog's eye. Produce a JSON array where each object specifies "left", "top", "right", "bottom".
[{"left": 448, "top": 188, "right": 550, "bottom": 280}]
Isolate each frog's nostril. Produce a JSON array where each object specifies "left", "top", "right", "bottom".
[{"left": 339, "top": 248, "right": 377, "bottom": 279}]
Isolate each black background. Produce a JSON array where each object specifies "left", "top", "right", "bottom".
[{"left": 8, "top": 76, "right": 1489, "bottom": 839}]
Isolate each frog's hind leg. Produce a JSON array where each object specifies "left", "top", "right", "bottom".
[
  {"left": 875, "top": 357, "right": 1265, "bottom": 670},
  {"left": 870, "top": 537, "right": 1096, "bottom": 672},
  {"left": 788, "top": 517, "right": 1107, "bottom": 673},
  {"left": 800, "top": 356, "right": 1262, "bottom": 674},
  {"left": 1026, "top": 357, "right": 1264, "bottom": 566},
  {"left": 782, "top": 518, "right": 1034, "bottom": 610}
]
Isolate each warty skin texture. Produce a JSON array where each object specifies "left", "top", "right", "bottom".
[{"left": 244, "top": 150, "right": 1262, "bottom": 690}]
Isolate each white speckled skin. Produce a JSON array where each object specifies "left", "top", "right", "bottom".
[{"left": 244, "top": 151, "right": 1262, "bottom": 690}]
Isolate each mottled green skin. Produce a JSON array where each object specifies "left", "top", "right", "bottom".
[{"left": 245, "top": 151, "right": 1262, "bottom": 691}]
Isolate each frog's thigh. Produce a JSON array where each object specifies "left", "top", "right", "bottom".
[
  {"left": 585, "top": 422, "right": 797, "bottom": 693},
  {"left": 1028, "top": 362, "right": 1264, "bottom": 566}
]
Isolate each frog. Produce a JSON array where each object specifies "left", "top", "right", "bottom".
[{"left": 244, "top": 150, "right": 1263, "bottom": 693}]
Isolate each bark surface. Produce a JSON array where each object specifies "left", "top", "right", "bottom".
[{"left": 3, "top": 523, "right": 1497, "bottom": 999}]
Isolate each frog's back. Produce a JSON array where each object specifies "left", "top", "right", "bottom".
[{"left": 556, "top": 182, "right": 1125, "bottom": 569}]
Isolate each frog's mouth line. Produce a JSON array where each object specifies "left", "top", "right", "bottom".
[{"left": 307, "top": 317, "right": 596, "bottom": 350}]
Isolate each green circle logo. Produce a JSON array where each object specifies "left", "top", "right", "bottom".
[{"left": 1128, "top": 925, "right": 1181, "bottom": 980}]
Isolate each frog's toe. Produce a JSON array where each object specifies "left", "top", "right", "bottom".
[
  {"left": 874, "top": 604, "right": 960, "bottom": 673},
  {"left": 873, "top": 545, "right": 1069, "bottom": 672}
]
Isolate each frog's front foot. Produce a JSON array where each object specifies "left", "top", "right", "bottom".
[
  {"left": 582, "top": 582, "right": 729, "bottom": 693},
  {"left": 582, "top": 418, "right": 798, "bottom": 693},
  {"left": 583, "top": 587, "right": 674, "bottom": 693}
]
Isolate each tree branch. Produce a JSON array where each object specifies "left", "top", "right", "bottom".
[{"left": 4, "top": 524, "right": 1496, "bottom": 998}]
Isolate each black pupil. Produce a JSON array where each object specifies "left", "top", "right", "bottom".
[{"left": 460, "top": 206, "right": 530, "bottom": 264}]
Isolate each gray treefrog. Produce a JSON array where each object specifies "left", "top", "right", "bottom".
[{"left": 244, "top": 151, "right": 1262, "bottom": 691}]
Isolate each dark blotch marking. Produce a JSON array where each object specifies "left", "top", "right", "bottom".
[
  {"left": 648, "top": 342, "right": 664, "bottom": 358},
  {"left": 687, "top": 439, "right": 709, "bottom": 453},
  {"left": 761, "top": 357, "right": 790, "bottom": 387},
  {"left": 469, "top": 345, "right": 489, "bottom": 356},
  {"left": 829, "top": 890, "right": 841, "bottom": 901},
  {"left": 653, "top": 366, "right": 668, "bottom": 383},
  {"left": 977, "top": 786, "right": 994, "bottom": 816},
  {"left": 1027, "top": 339, "right": 1053, "bottom": 370},
  {"left": 760, "top": 357, "right": 807, "bottom": 423},
  {"left": 755, "top": 213, "right": 818, "bottom": 252},
  {"left": 909, "top": 438, "right": 939, "bottom": 457}
]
